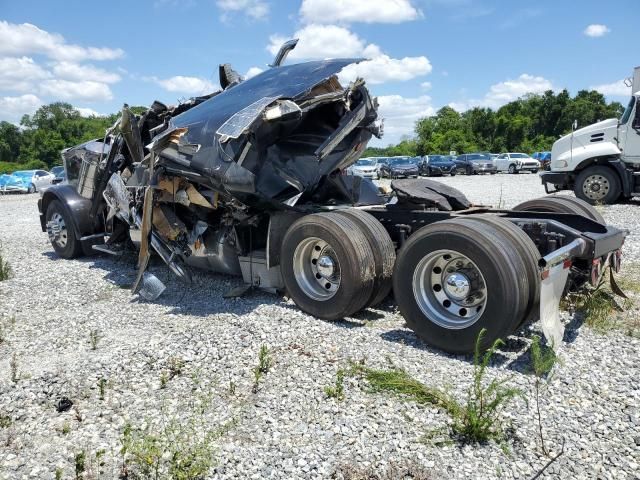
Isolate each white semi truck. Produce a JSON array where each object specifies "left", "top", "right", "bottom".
[{"left": 541, "top": 66, "right": 640, "bottom": 204}]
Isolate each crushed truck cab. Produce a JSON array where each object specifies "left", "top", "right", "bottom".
[{"left": 38, "top": 42, "right": 626, "bottom": 354}]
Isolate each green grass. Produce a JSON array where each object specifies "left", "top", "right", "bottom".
[
  {"left": 98, "top": 378, "right": 107, "bottom": 401},
  {"left": 0, "top": 249, "right": 11, "bottom": 282},
  {"left": 566, "top": 274, "right": 639, "bottom": 337},
  {"left": 353, "top": 329, "right": 521, "bottom": 444},
  {"left": 120, "top": 403, "right": 226, "bottom": 479},
  {"left": 449, "top": 331, "right": 522, "bottom": 443},
  {"left": 530, "top": 335, "right": 556, "bottom": 378},
  {"left": 89, "top": 329, "right": 100, "bottom": 350},
  {"left": 0, "top": 415, "right": 11, "bottom": 429},
  {"left": 324, "top": 368, "right": 346, "bottom": 401},
  {"left": 253, "top": 345, "right": 272, "bottom": 392},
  {"left": 529, "top": 335, "right": 557, "bottom": 456}
]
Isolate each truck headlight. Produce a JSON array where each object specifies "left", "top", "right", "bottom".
[{"left": 554, "top": 160, "right": 568, "bottom": 168}]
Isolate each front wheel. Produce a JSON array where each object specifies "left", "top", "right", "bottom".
[
  {"left": 574, "top": 166, "right": 621, "bottom": 205},
  {"left": 450, "top": 171, "right": 456, "bottom": 177},
  {"left": 46, "top": 200, "right": 83, "bottom": 259},
  {"left": 508, "top": 164, "right": 517, "bottom": 174},
  {"left": 27, "top": 183, "right": 36, "bottom": 193}
]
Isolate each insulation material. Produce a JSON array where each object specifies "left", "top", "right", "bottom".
[
  {"left": 153, "top": 204, "right": 187, "bottom": 241},
  {"left": 186, "top": 184, "right": 214, "bottom": 209}
]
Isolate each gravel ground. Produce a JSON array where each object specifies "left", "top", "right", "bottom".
[{"left": 0, "top": 173, "right": 639, "bottom": 480}]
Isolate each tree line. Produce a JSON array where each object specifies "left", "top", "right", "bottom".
[
  {"left": 363, "top": 89, "right": 624, "bottom": 158},
  {"left": 0, "top": 103, "right": 144, "bottom": 174}
]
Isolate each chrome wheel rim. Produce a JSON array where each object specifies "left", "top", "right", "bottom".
[
  {"left": 47, "top": 212, "right": 68, "bottom": 248},
  {"left": 582, "top": 174, "right": 610, "bottom": 200},
  {"left": 293, "top": 237, "right": 341, "bottom": 301},
  {"left": 412, "top": 249, "right": 488, "bottom": 329}
]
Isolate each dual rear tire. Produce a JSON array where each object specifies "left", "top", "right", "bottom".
[
  {"left": 280, "top": 209, "right": 394, "bottom": 321},
  {"left": 281, "top": 210, "right": 542, "bottom": 354},
  {"left": 393, "top": 217, "right": 539, "bottom": 353}
]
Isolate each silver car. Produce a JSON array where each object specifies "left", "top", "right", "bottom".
[
  {"left": 346, "top": 158, "right": 379, "bottom": 179},
  {"left": 0, "top": 170, "right": 55, "bottom": 193},
  {"left": 495, "top": 153, "right": 541, "bottom": 174}
]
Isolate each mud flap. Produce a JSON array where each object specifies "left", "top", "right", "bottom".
[{"left": 540, "top": 263, "right": 570, "bottom": 350}]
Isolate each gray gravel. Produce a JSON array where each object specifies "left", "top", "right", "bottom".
[{"left": 0, "top": 174, "right": 639, "bottom": 480}]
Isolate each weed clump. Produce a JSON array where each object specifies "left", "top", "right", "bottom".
[
  {"left": 253, "top": 345, "right": 272, "bottom": 392},
  {"left": 530, "top": 335, "right": 558, "bottom": 456},
  {"left": 89, "top": 329, "right": 100, "bottom": 350},
  {"left": 0, "top": 246, "right": 11, "bottom": 282},
  {"left": 353, "top": 329, "right": 521, "bottom": 444},
  {"left": 564, "top": 272, "right": 639, "bottom": 337},
  {"left": 324, "top": 369, "right": 346, "bottom": 401}
]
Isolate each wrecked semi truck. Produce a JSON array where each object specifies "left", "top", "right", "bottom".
[{"left": 38, "top": 42, "right": 626, "bottom": 354}]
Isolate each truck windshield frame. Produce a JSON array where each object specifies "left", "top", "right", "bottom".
[{"left": 620, "top": 96, "right": 636, "bottom": 125}]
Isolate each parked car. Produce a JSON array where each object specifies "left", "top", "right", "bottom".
[
  {"left": 454, "top": 153, "right": 497, "bottom": 175},
  {"left": 373, "top": 157, "right": 389, "bottom": 175},
  {"left": 419, "top": 155, "right": 457, "bottom": 177},
  {"left": 495, "top": 153, "right": 540, "bottom": 174},
  {"left": 532, "top": 151, "right": 551, "bottom": 170},
  {"left": 347, "top": 158, "right": 379, "bottom": 179},
  {"left": 0, "top": 170, "right": 54, "bottom": 193},
  {"left": 50, "top": 166, "right": 66, "bottom": 184},
  {"left": 379, "top": 156, "right": 420, "bottom": 178}
]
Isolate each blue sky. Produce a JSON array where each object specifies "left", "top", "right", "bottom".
[{"left": 0, "top": 0, "right": 635, "bottom": 145}]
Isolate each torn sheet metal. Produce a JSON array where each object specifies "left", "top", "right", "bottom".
[
  {"left": 217, "top": 96, "right": 279, "bottom": 140},
  {"left": 103, "top": 173, "right": 132, "bottom": 222}
]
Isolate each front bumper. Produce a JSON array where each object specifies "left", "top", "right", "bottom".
[
  {"left": 392, "top": 170, "right": 419, "bottom": 177},
  {"left": 516, "top": 162, "right": 540, "bottom": 172},
  {"left": 540, "top": 171, "right": 571, "bottom": 193},
  {"left": 0, "top": 185, "right": 28, "bottom": 193},
  {"left": 471, "top": 165, "right": 497, "bottom": 174},
  {"left": 429, "top": 166, "right": 455, "bottom": 175},
  {"left": 352, "top": 170, "right": 378, "bottom": 179}
]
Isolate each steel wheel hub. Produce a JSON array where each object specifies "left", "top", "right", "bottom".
[
  {"left": 412, "top": 249, "right": 488, "bottom": 329},
  {"left": 293, "top": 237, "right": 341, "bottom": 301},
  {"left": 47, "top": 212, "right": 68, "bottom": 248},
  {"left": 444, "top": 272, "right": 471, "bottom": 300},
  {"left": 583, "top": 174, "right": 609, "bottom": 200}
]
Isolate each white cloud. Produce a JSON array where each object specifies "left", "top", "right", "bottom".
[
  {"left": 216, "top": 0, "right": 269, "bottom": 20},
  {"left": 420, "top": 81, "right": 432, "bottom": 90},
  {"left": 584, "top": 24, "right": 610, "bottom": 38},
  {"left": 267, "top": 24, "right": 431, "bottom": 85},
  {"left": 591, "top": 79, "right": 632, "bottom": 97},
  {"left": 51, "top": 62, "right": 121, "bottom": 84},
  {"left": 0, "top": 21, "right": 124, "bottom": 62},
  {"left": 244, "top": 66, "right": 264, "bottom": 79},
  {"left": 268, "top": 24, "right": 366, "bottom": 59},
  {"left": 450, "top": 74, "right": 554, "bottom": 111},
  {"left": 0, "top": 57, "right": 51, "bottom": 92},
  {"left": 371, "top": 94, "right": 435, "bottom": 146},
  {"left": 39, "top": 79, "right": 113, "bottom": 102},
  {"left": 339, "top": 54, "right": 431, "bottom": 85},
  {"left": 151, "top": 75, "right": 217, "bottom": 94},
  {"left": 0, "top": 94, "right": 42, "bottom": 123},
  {"left": 75, "top": 107, "right": 103, "bottom": 117},
  {"left": 299, "top": 0, "right": 421, "bottom": 24}
]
